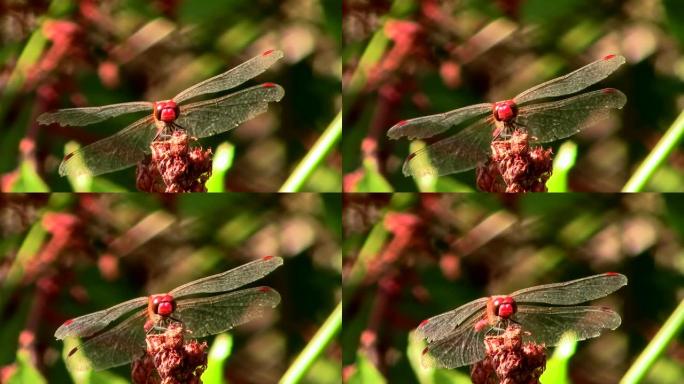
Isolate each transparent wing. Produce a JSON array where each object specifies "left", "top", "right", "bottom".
[
  {"left": 58, "top": 116, "right": 158, "bottom": 177},
  {"left": 515, "top": 89, "right": 626, "bottom": 144},
  {"left": 174, "top": 49, "right": 284, "bottom": 104},
  {"left": 64, "top": 309, "right": 148, "bottom": 371},
  {"left": 175, "top": 83, "right": 284, "bottom": 139},
  {"left": 175, "top": 287, "right": 281, "bottom": 338},
  {"left": 55, "top": 296, "right": 147, "bottom": 339},
  {"left": 421, "top": 313, "right": 489, "bottom": 369},
  {"left": 402, "top": 119, "right": 493, "bottom": 177},
  {"left": 171, "top": 256, "right": 283, "bottom": 297},
  {"left": 37, "top": 102, "right": 153, "bottom": 127},
  {"left": 511, "top": 273, "right": 627, "bottom": 305},
  {"left": 387, "top": 103, "right": 492, "bottom": 140},
  {"left": 416, "top": 297, "right": 488, "bottom": 342},
  {"left": 513, "top": 54, "right": 625, "bottom": 105},
  {"left": 515, "top": 305, "right": 622, "bottom": 347}
]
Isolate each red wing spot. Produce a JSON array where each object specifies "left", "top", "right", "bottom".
[
  {"left": 63, "top": 153, "right": 74, "bottom": 161},
  {"left": 421, "top": 346, "right": 429, "bottom": 355},
  {"left": 602, "top": 88, "right": 617, "bottom": 94},
  {"left": 407, "top": 153, "right": 417, "bottom": 161},
  {"left": 67, "top": 347, "right": 79, "bottom": 357},
  {"left": 261, "top": 82, "right": 276, "bottom": 88},
  {"left": 258, "top": 287, "right": 271, "bottom": 293},
  {"left": 262, "top": 255, "right": 274, "bottom": 261},
  {"left": 603, "top": 54, "right": 616, "bottom": 60},
  {"left": 396, "top": 120, "right": 408, "bottom": 127},
  {"left": 418, "top": 319, "right": 429, "bottom": 328},
  {"left": 63, "top": 319, "right": 74, "bottom": 326},
  {"left": 262, "top": 49, "right": 275, "bottom": 56},
  {"left": 605, "top": 271, "right": 619, "bottom": 276}
]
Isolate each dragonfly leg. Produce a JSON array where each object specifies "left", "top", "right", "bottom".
[{"left": 153, "top": 123, "right": 175, "bottom": 140}]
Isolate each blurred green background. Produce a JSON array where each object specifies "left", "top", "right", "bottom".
[
  {"left": 342, "top": 0, "right": 684, "bottom": 192},
  {"left": 0, "top": 193, "right": 341, "bottom": 383},
  {"left": 342, "top": 193, "right": 684, "bottom": 383},
  {"left": 0, "top": 0, "right": 341, "bottom": 192}
]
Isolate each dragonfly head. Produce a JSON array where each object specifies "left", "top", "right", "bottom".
[
  {"left": 493, "top": 100, "right": 518, "bottom": 122},
  {"left": 150, "top": 294, "right": 177, "bottom": 317},
  {"left": 154, "top": 100, "right": 180, "bottom": 123},
  {"left": 492, "top": 296, "right": 517, "bottom": 319}
]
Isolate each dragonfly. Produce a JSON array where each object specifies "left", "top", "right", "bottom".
[
  {"left": 54, "top": 255, "right": 283, "bottom": 371},
  {"left": 387, "top": 54, "right": 627, "bottom": 178},
  {"left": 38, "top": 49, "right": 285, "bottom": 177},
  {"left": 416, "top": 272, "right": 627, "bottom": 369}
]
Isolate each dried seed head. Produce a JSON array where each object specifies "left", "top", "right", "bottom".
[
  {"left": 476, "top": 129, "right": 552, "bottom": 192},
  {"left": 131, "top": 322, "right": 207, "bottom": 384},
  {"left": 136, "top": 131, "right": 212, "bottom": 193},
  {"left": 471, "top": 324, "right": 546, "bottom": 384}
]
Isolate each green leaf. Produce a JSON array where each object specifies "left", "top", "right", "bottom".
[
  {"left": 63, "top": 141, "right": 93, "bottom": 192},
  {"left": 202, "top": 333, "right": 233, "bottom": 384},
  {"left": 347, "top": 351, "right": 386, "bottom": 384},
  {"left": 7, "top": 348, "right": 47, "bottom": 384},
  {"left": 541, "top": 335, "right": 576, "bottom": 384},
  {"left": 11, "top": 159, "right": 49, "bottom": 192},
  {"left": 207, "top": 142, "right": 235, "bottom": 192},
  {"left": 547, "top": 141, "right": 577, "bottom": 192}
]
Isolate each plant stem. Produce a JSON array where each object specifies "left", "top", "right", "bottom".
[
  {"left": 620, "top": 299, "right": 684, "bottom": 384},
  {"left": 279, "top": 111, "right": 342, "bottom": 192},
  {"left": 622, "top": 109, "right": 684, "bottom": 192},
  {"left": 279, "top": 301, "right": 342, "bottom": 384}
]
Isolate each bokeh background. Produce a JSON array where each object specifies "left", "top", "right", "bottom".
[
  {"left": 0, "top": 193, "right": 341, "bottom": 384},
  {"left": 342, "top": 193, "right": 684, "bottom": 383},
  {"left": 342, "top": 0, "right": 684, "bottom": 192},
  {"left": 0, "top": 0, "right": 341, "bottom": 192}
]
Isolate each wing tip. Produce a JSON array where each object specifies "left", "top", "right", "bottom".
[
  {"left": 602, "top": 54, "right": 626, "bottom": 65},
  {"left": 262, "top": 49, "right": 284, "bottom": 60},
  {"left": 387, "top": 120, "right": 409, "bottom": 139},
  {"left": 261, "top": 255, "right": 284, "bottom": 267},
  {"left": 260, "top": 83, "right": 285, "bottom": 101}
]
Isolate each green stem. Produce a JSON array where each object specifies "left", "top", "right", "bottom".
[
  {"left": 279, "top": 111, "right": 342, "bottom": 192},
  {"left": 622, "top": 109, "right": 684, "bottom": 192},
  {"left": 342, "top": 28, "right": 390, "bottom": 114},
  {"left": 279, "top": 301, "right": 342, "bottom": 384},
  {"left": 620, "top": 299, "right": 684, "bottom": 384}
]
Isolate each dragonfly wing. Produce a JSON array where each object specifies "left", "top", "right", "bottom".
[
  {"left": 176, "top": 83, "right": 284, "bottom": 139},
  {"left": 513, "top": 55, "right": 625, "bottom": 105},
  {"left": 417, "top": 297, "right": 488, "bottom": 342},
  {"left": 511, "top": 273, "right": 627, "bottom": 305},
  {"left": 421, "top": 313, "right": 488, "bottom": 369},
  {"left": 55, "top": 296, "right": 147, "bottom": 339},
  {"left": 173, "top": 50, "right": 284, "bottom": 104},
  {"left": 402, "top": 119, "right": 493, "bottom": 177},
  {"left": 170, "top": 256, "right": 283, "bottom": 297},
  {"left": 58, "top": 116, "right": 158, "bottom": 177},
  {"left": 387, "top": 103, "right": 491, "bottom": 140},
  {"left": 37, "top": 102, "right": 152, "bottom": 127},
  {"left": 515, "top": 305, "right": 621, "bottom": 347},
  {"left": 515, "top": 89, "right": 626, "bottom": 144},
  {"left": 174, "top": 287, "right": 280, "bottom": 338},
  {"left": 65, "top": 309, "right": 148, "bottom": 371}
]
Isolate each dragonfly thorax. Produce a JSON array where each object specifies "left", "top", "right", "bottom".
[
  {"left": 149, "top": 294, "right": 177, "bottom": 317},
  {"left": 492, "top": 100, "right": 518, "bottom": 122},
  {"left": 154, "top": 100, "right": 180, "bottom": 123},
  {"left": 492, "top": 296, "right": 517, "bottom": 319}
]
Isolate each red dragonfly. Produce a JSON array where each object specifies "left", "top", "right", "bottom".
[
  {"left": 417, "top": 272, "right": 627, "bottom": 368},
  {"left": 54, "top": 256, "right": 282, "bottom": 371},
  {"left": 38, "top": 49, "right": 284, "bottom": 177},
  {"left": 388, "top": 54, "right": 627, "bottom": 178}
]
